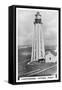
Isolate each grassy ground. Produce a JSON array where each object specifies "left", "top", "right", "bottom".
[{"left": 18, "top": 47, "right": 57, "bottom": 78}]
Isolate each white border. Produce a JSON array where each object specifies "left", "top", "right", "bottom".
[
  {"left": 16, "top": 8, "right": 18, "bottom": 82},
  {"left": 16, "top": 8, "right": 59, "bottom": 82}
]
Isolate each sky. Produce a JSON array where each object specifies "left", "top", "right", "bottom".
[{"left": 16, "top": 8, "right": 58, "bottom": 48}]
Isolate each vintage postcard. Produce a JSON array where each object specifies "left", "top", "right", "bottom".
[{"left": 16, "top": 7, "right": 59, "bottom": 82}]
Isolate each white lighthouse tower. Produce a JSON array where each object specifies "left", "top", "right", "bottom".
[{"left": 30, "top": 12, "right": 45, "bottom": 63}]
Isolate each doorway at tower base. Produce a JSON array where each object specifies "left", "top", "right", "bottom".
[{"left": 38, "top": 58, "right": 45, "bottom": 63}]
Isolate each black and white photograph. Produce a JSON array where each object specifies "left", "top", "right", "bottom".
[{"left": 16, "top": 6, "right": 60, "bottom": 83}]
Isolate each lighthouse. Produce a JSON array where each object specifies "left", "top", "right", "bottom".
[{"left": 30, "top": 12, "right": 45, "bottom": 63}]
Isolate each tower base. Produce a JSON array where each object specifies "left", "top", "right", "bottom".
[{"left": 27, "top": 58, "right": 45, "bottom": 65}]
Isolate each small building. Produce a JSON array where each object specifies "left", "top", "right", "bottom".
[{"left": 45, "top": 51, "right": 57, "bottom": 63}]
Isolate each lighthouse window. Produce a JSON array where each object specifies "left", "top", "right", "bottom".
[{"left": 49, "top": 57, "right": 51, "bottom": 60}]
